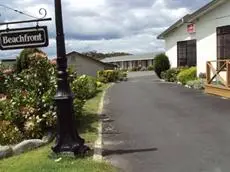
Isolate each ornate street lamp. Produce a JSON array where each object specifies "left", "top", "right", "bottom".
[{"left": 52, "top": 0, "right": 89, "bottom": 155}]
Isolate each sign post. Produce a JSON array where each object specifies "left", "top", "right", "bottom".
[{"left": 51, "top": 0, "right": 89, "bottom": 155}]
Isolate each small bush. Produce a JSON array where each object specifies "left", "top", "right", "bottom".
[
  {"left": 186, "top": 79, "right": 205, "bottom": 90},
  {"left": 72, "top": 75, "right": 97, "bottom": 100},
  {"left": 177, "top": 67, "right": 197, "bottom": 85},
  {"left": 147, "top": 65, "right": 154, "bottom": 71},
  {"left": 96, "top": 81, "right": 103, "bottom": 88},
  {"left": 154, "top": 53, "right": 170, "bottom": 78},
  {"left": 161, "top": 68, "right": 181, "bottom": 82},
  {"left": 97, "top": 70, "right": 119, "bottom": 83},
  {"left": 118, "top": 71, "right": 128, "bottom": 81},
  {"left": 73, "top": 98, "right": 86, "bottom": 116}
]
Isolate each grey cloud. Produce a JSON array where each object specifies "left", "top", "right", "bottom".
[
  {"left": 164, "top": 0, "right": 212, "bottom": 10},
  {"left": 106, "top": 0, "right": 155, "bottom": 9},
  {"left": 0, "top": 0, "right": 212, "bottom": 59},
  {"left": 68, "top": 9, "right": 100, "bottom": 17},
  {"left": 65, "top": 32, "right": 122, "bottom": 40}
]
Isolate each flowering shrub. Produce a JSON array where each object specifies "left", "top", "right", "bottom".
[
  {"left": 0, "top": 49, "right": 100, "bottom": 145},
  {"left": 0, "top": 53, "right": 57, "bottom": 141}
]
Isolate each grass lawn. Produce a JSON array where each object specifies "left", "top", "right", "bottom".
[{"left": 0, "top": 84, "right": 116, "bottom": 172}]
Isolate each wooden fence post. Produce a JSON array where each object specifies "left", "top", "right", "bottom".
[
  {"left": 206, "top": 61, "right": 211, "bottom": 84},
  {"left": 227, "top": 60, "right": 230, "bottom": 88}
]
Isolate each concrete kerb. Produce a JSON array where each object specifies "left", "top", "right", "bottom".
[{"left": 93, "top": 83, "right": 114, "bottom": 162}]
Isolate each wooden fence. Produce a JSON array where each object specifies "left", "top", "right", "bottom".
[{"left": 206, "top": 60, "right": 230, "bottom": 88}]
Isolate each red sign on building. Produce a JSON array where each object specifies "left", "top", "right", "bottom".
[{"left": 187, "top": 23, "right": 196, "bottom": 33}]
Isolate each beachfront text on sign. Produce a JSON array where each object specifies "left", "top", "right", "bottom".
[{"left": 0, "top": 26, "right": 49, "bottom": 50}]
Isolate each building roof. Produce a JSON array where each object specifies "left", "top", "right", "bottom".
[
  {"left": 157, "top": 0, "right": 226, "bottom": 39},
  {"left": 101, "top": 52, "right": 160, "bottom": 63},
  {"left": 66, "top": 51, "right": 117, "bottom": 67}
]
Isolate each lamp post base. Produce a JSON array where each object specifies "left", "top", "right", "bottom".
[
  {"left": 52, "top": 96, "right": 90, "bottom": 156},
  {"left": 51, "top": 142, "right": 90, "bottom": 156}
]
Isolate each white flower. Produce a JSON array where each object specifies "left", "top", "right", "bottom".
[
  {"left": 25, "top": 121, "right": 35, "bottom": 130},
  {"left": 37, "top": 118, "right": 42, "bottom": 123},
  {"left": 0, "top": 95, "right": 6, "bottom": 101}
]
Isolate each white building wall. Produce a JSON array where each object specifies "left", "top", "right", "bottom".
[
  {"left": 165, "top": 24, "right": 196, "bottom": 68},
  {"left": 164, "top": 0, "right": 230, "bottom": 77},
  {"left": 196, "top": 0, "right": 230, "bottom": 75}
]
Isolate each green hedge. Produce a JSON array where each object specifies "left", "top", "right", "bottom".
[
  {"left": 154, "top": 53, "right": 170, "bottom": 78},
  {"left": 177, "top": 67, "right": 197, "bottom": 85},
  {"left": 97, "top": 70, "right": 120, "bottom": 83},
  {"left": 71, "top": 75, "right": 97, "bottom": 101}
]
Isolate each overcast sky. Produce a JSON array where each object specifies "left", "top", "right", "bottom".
[{"left": 0, "top": 0, "right": 212, "bottom": 59}]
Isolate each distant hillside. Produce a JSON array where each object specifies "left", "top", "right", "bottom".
[{"left": 82, "top": 51, "right": 132, "bottom": 60}]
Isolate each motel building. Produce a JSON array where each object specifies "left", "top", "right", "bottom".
[
  {"left": 101, "top": 53, "right": 156, "bottom": 70},
  {"left": 157, "top": 0, "right": 230, "bottom": 98}
]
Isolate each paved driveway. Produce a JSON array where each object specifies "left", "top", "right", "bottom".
[{"left": 102, "top": 72, "right": 230, "bottom": 172}]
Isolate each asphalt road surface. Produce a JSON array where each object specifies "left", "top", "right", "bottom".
[{"left": 102, "top": 71, "right": 230, "bottom": 172}]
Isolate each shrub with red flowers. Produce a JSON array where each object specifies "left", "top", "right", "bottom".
[
  {"left": 0, "top": 48, "right": 99, "bottom": 145},
  {"left": 0, "top": 50, "right": 57, "bottom": 144}
]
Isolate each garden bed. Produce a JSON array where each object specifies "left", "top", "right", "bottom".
[{"left": 0, "top": 84, "right": 116, "bottom": 172}]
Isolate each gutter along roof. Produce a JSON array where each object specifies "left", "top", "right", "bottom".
[{"left": 157, "top": 0, "right": 226, "bottom": 39}]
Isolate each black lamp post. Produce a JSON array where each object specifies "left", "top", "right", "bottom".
[{"left": 52, "top": 0, "right": 89, "bottom": 155}]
